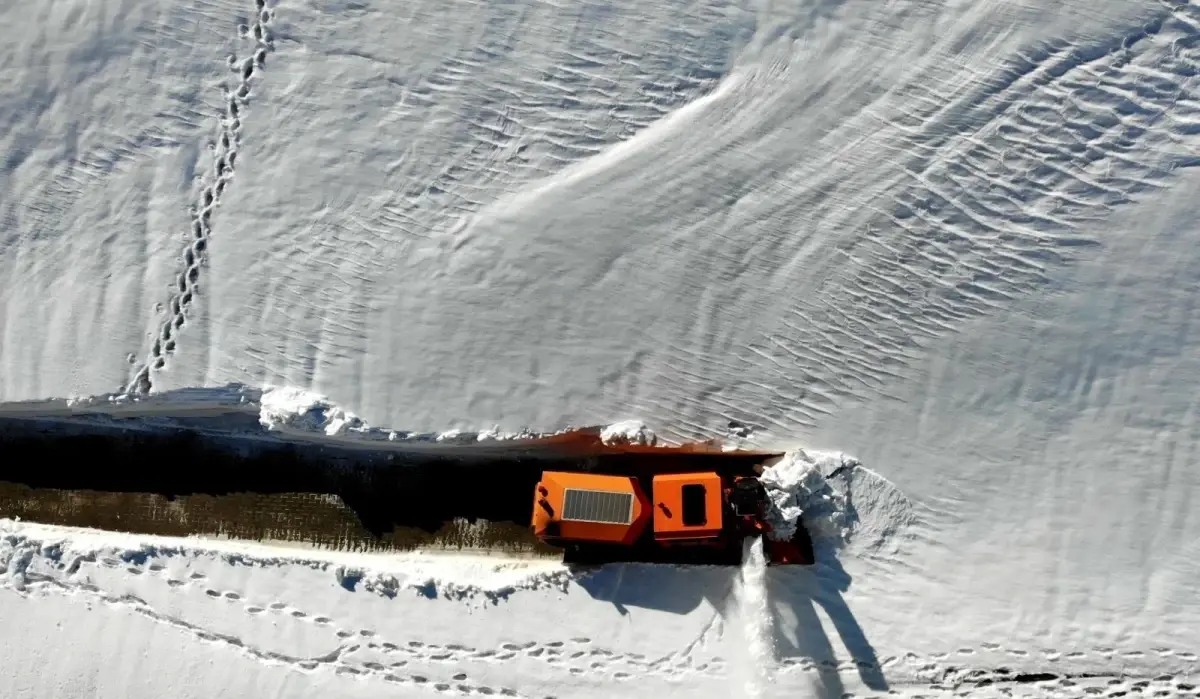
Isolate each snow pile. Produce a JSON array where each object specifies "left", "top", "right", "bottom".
[
  {"left": 759, "top": 449, "right": 917, "bottom": 555},
  {"left": 254, "top": 385, "right": 554, "bottom": 444},
  {"left": 599, "top": 420, "right": 658, "bottom": 446},
  {"left": 258, "top": 386, "right": 376, "bottom": 438},
  {"left": 759, "top": 449, "right": 852, "bottom": 543},
  {"left": 64, "top": 392, "right": 130, "bottom": 409},
  {"left": 475, "top": 425, "right": 542, "bottom": 442},
  {"left": 434, "top": 428, "right": 463, "bottom": 442},
  {"left": 0, "top": 536, "right": 37, "bottom": 592}
]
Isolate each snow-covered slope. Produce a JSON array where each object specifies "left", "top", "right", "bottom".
[{"left": 4, "top": 0, "right": 1200, "bottom": 696}]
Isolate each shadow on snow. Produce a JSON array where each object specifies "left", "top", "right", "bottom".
[{"left": 574, "top": 541, "right": 887, "bottom": 695}]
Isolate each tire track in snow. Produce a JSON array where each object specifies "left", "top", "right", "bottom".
[
  {"left": 127, "top": 0, "right": 277, "bottom": 394},
  {"left": 733, "top": 3, "right": 1200, "bottom": 427}
]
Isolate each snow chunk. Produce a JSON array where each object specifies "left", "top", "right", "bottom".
[
  {"left": 759, "top": 449, "right": 916, "bottom": 555},
  {"left": 600, "top": 420, "right": 657, "bottom": 446},
  {"left": 435, "top": 428, "right": 463, "bottom": 442},
  {"left": 258, "top": 386, "right": 369, "bottom": 437},
  {"left": 759, "top": 449, "right": 854, "bottom": 543}
]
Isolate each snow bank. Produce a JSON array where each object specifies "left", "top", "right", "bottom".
[
  {"left": 256, "top": 386, "right": 543, "bottom": 444},
  {"left": 599, "top": 420, "right": 657, "bottom": 446},
  {"left": 3, "top": 384, "right": 705, "bottom": 454},
  {"left": 0, "top": 383, "right": 258, "bottom": 417},
  {"left": 1, "top": 520, "right": 569, "bottom": 605}
]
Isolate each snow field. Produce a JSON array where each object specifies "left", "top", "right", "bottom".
[
  {"left": 4, "top": 513, "right": 1197, "bottom": 699},
  {"left": 4, "top": 0, "right": 1200, "bottom": 696},
  {"left": 5, "top": 0, "right": 1196, "bottom": 438}
]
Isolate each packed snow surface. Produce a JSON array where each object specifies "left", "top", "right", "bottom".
[{"left": 5, "top": 0, "right": 1200, "bottom": 696}]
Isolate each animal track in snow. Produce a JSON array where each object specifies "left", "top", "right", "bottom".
[
  {"left": 6, "top": 535, "right": 1198, "bottom": 696},
  {"left": 3, "top": 556, "right": 531, "bottom": 697},
  {"left": 69, "top": 552, "right": 654, "bottom": 686},
  {"left": 127, "top": 0, "right": 277, "bottom": 394}
]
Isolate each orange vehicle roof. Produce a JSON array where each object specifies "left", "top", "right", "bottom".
[
  {"left": 651, "top": 472, "right": 724, "bottom": 540},
  {"left": 532, "top": 471, "right": 650, "bottom": 545}
]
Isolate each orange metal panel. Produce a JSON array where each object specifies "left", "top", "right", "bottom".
[
  {"left": 651, "top": 472, "right": 723, "bottom": 540},
  {"left": 532, "top": 471, "right": 650, "bottom": 545}
]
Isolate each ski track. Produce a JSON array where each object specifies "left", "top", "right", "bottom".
[
  {"left": 726, "top": 0, "right": 1200, "bottom": 431},
  {"left": 3, "top": 533, "right": 1197, "bottom": 698},
  {"left": 127, "top": 0, "right": 277, "bottom": 395}
]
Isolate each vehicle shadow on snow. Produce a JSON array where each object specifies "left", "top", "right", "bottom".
[
  {"left": 573, "top": 545, "right": 887, "bottom": 696},
  {"left": 573, "top": 562, "right": 735, "bottom": 616},
  {"left": 769, "top": 546, "right": 888, "bottom": 696}
]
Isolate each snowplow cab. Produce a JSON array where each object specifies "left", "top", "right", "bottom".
[
  {"left": 651, "top": 472, "right": 723, "bottom": 541},
  {"left": 532, "top": 472, "right": 651, "bottom": 545}
]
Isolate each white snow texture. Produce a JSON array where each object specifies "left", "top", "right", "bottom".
[
  {"left": 599, "top": 419, "right": 658, "bottom": 446},
  {"left": 4, "top": 0, "right": 1200, "bottom": 696}
]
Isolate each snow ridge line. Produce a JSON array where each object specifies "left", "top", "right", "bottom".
[{"left": 126, "top": 0, "right": 277, "bottom": 395}]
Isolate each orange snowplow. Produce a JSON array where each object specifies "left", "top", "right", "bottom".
[{"left": 532, "top": 469, "right": 813, "bottom": 566}]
